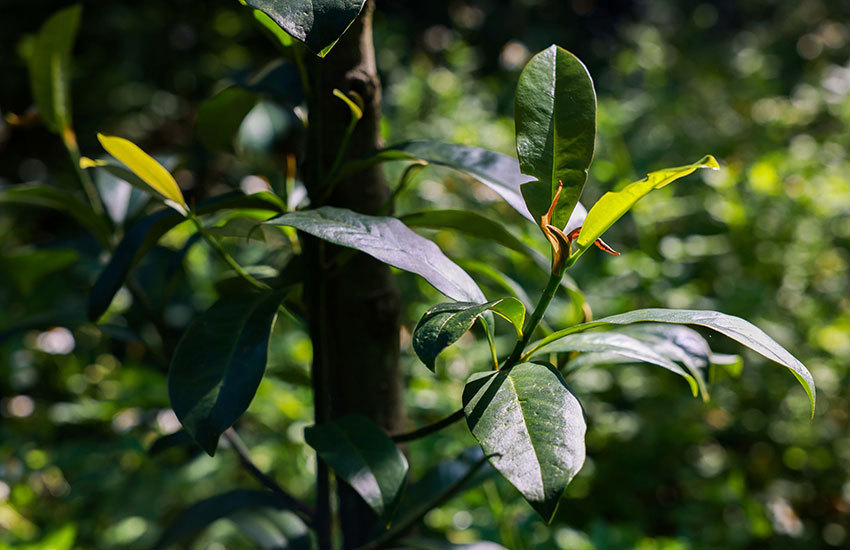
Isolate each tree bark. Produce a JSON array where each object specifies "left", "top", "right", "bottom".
[{"left": 303, "top": 1, "right": 404, "bottom": 548}]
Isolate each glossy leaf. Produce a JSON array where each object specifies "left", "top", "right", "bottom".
[
  {"left": 528, "top": 308, "right": 815, "bottom": 417},
  {"left": 168, "top": 292, "right": 285, "bottom": 455},
  {"left": 88, "top": 192, "right": 285, "bottom": 321},
  {"left": 240, "top": 0, "right": 366, "bottom": 57},
  {"left": 529, "top": 331, "right": 699, "bottom": 397},
  {"left": 28, "top": 4, "right": 81, "bottom": 133},
  {"left": 97, "top": 133, "right": 187, "bottom": 211},
  {"left": 153, "top": 489, "right": 300, "bottom": 549},
  {"left": 305, "top": 415, "right": 408, "bottom": 519},
  {"left": 265, "top": 206, "right": 485, "bottom": 302},
  {"left": 463, "top": 363, "right": 586, "bottom": 522},
  {"left": 413, "top": 299, "right": 525, "bottom": 371},
  {"left": 575, "top": 156, "right": 719, "bottom": 254},
  {"left": 515, "top": 45, "right": 596, "bottom": 229},
  {"left": 197, "top": 88, "right": 258, "bottom": 153}
]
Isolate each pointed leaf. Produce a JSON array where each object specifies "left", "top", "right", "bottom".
[
  {"left": 575, "top": 156, "right": 719, "bottom": 253},
  {"left": 168, "top": 292, "right": 285, "bottom": 455},
  {"left": 463, "top": 363, "right": 585, "bottom": 522},
  {"left": 305, "top": 415, "right": 408, "bottom": 520},
  {"left": 265, "top": 206, "right": 485, "bottom": 302},
  {"left": 28, "top": 4, "right": 81, "bottom": 133},
  {"left": 528, "top": 308, "right": 815, "bottom": 417},
  {"left": 515, "top": 45, "right": 596, "bottom": 229},
  {"left": 97, "top": 133, "right": 187, "bottom": 211},
  {"left": 240, "top": 0, "right": 366, "bottom": 57},
  {"left": 413, "top": 299, "right": 525, "bottom": 371}
]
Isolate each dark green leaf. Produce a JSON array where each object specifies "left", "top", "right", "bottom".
[
  {"left": 240, "top": 0, "right": 366, "bottom": 57},
  {"left": 515, "top": 45, "right": 597, "bottom": 229},
  {"left": 147, "top": 430, "right": 199, "bottom": 457},
  {"left": 153, "top": 489, "right": 299, "bottom": 549},
  {"left": 305, "top": 415, "right": 408, "bottom": 519},
  {"left": 2, "top": 248, "right": 79, "bottom": 295},
  {"left": 463, "top": 363, "right": 586, "bottom": 522},
  {"left": 197, "top": 88, "right": 258, "bottom": 153},
  {"left": 397, "top": 538, "right": 508, "bottom": 550},
  {"left": 168, "top": 292, "right": 285, "bottom": 455},
  {"left": 28, "top": 4, "right": 81, "bottom": 133},
  {"left": 413, "top": 299, "right": 525, "bottom": 371},
  {"left": 529, "top": 309, "right": 815, "bottom": 418},
  {"left": 265, "top": 206, "right": 485, "bottom": 302}
]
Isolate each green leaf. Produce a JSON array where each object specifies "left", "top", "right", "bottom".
[
  {"left": 463, "top": 363, "right": 586, "bottom": 522},
  {"left": 2, "top": 248, "right": 79, "bottom": 296},
  {"left": 28, "top": 4, "right": 81, "bottom": 133},
  {"left": 240, "top": 0, "right": 366, "bottom": 57},
  {"left": 528, "top": 308, "right": 815, "bottom": 418},
  {"left": 398, "top": 538, "right": 508, "bottom": 550},
  {"left": 197, "top": 87, "right": 259, "bottom": 153},
  {"left": 97, "top": 133, "right": 187, "bottom": 211},
  {"left": 528, "top": 331, "right": 699, "bottom": 397},
  {"left": 515, "top": 45, "right": 597, "bottom": 229},
  {"left": 574, "top": 156, "right": 719, "bottom": 254},
  {"left": 265, "top": 206, "right": 485, "bottom": 302},
  {"left": 305, "top": 415, "right": 408, "bottom": 520},
  {"left": 88, "top": 192, "right": 285, "bottom": 321},
  {"left": 153, "top": 489, "right": 301, "bottom": 549},
  {"left": 0, "top": 184, "right": 112, "bottom": 247},
  {"left": 413, "top": 299, "right": 525, "bottom": 372}
]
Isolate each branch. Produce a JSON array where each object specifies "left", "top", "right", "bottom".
[{"left": 391, "top": 409, "right": 464, "bottom": 443}]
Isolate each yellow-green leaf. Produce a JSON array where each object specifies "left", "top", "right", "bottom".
[
  {"left": 575, "top": 155, "right": 719, "bottom": 252},
  {"left": 97, "top": 133, "right": 187, "bottom": 212}
]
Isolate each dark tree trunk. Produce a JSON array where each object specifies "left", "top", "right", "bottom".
[{"left": 302, "top": 1, "right": 404, "bottom": 548}]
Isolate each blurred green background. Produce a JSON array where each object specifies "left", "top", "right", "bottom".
[{"left": 1, "top": 0, "right": 849, "bottom": 548}]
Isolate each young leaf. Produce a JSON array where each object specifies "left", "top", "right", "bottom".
[
  {"left": 412, "top": 299, "right": 525, "bottom": 371},
  {"left": 28, "top": 4, "right": 81, "bottom": 133},
  {"left": 265, "top": 206, "right": 485, "bottom": 302},
  {"left": 168, "top": 292, "right": 285, "bottom": 455},
  {"left": 527, "top": 308, "right": 815, "bottom": 418},
  {"left": 528, "top": 331, "right": 699, "bottom": 397},
  {"left": 240, "top": 0, "right": 366, "bottom": 57},
  {"left": 574, "top": 156, "right": 719, "bottom": 257},
  {"left": 515, "top": 45, "right": 597, "bottom": 229},
  {"left": 463, "top": 363, "right": 586, "bottom": 523},
  {"left": 97, "top": 133, "right": 188, "bottom": 212},
  {"left": 304, "top": 415, "right": 408, "bottom": 520}
]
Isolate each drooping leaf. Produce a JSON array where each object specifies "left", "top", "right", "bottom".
[
  {"left": 515, "top": 45, "right": 597, "bottom": 229},
  {"left": 464, "top": 363, "right": 586, "bottom": 523},
  {"left": 197, "top": 87, "right": 259, "bottom": 153},
  {"left": 240, "top": 0, "right": 366, "bottom": 57},
  {"left": 168, "top": 292, "right": 285, "bottom": 455},
  {"left": 574, "top": 156, "right": 719, "bottom": 257},
  {"left": 305, "top": 415, "right": 408, "bottom": 520},
  {"left": 413, "top": 299, "right": 525, "bottom": 371},
  {"left": 97, "top": 133, "right": 187, "bottom": 211},
  {"left": 88, "top": 192, "right": 285, "bottom": 321},
  {"left": 265, "top": 206, "right": 485, "bottom": 302},
  {"left": 0, "top": 184, "right": 112, "bottom": 247},
  {"left": 528, "top": 330, "right": 699, "bottom": 397},
  {"left": 153, "top": 489, "right": 301, "bottom": 549},
  {"left": 28, "top": 4, "right": 81, "bottom": 133},
  {"left": 528, "top": 308, "right": 815, "bottom": 417}
]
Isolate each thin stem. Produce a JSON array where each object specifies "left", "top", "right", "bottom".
[
  {"left": 390, "top": 409, "right": 464, "bottom": 443},
  {"left": 224, "top": 428, "right": 315, "bottom": 526},
  {"left": 502, "top": 267, "right": 565, "bottom": 369},
  {"left": 189, "top": 214, "right": 271, "bottom": 291},
  {"left": 321, "top": 116, "right": 360, "bottom": 201},
  {"left": 378, "top": 162, "right": 426, "bottom": 215},
  {"left": 62, "top": 128, "right": 105, "bottom": 216}
]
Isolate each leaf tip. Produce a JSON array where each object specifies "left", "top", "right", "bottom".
[{"left": 701, "top": 155, "right": 720, "bottom": 170}]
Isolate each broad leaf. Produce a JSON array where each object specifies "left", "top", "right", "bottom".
[
  {"left": 0, "top": 184, "right": 112, "bottom": 247},
  {"left": 515, "top": 45, "right": 596, "bottom": 229},
  {"left": 463, "top": 363, "right": 586, "bottom": 522},
  {"left": 265, "top": 206, "right": 485, "bottom": 302},
  {"left": 153, "top": 489, "right": 301, "bottom": 549},
  {"left": 528, "top": 309, "right": 815, "bottom": 417},
  {"left": 88, "top": 192, "right": 284, "bottom": 321},
  {"left": 197, "top": 88, "right": 258, "bottom": 153},
  {"left": 413, "top": 299, "right": 525, "bottom": 371},
  {"left": 240, "top": 0, "right": 366, "bottom": 57},
  {"left": 28, "top": 4, "right": 81, "bottom": 133},
  {"left": 575, "top": 156, "right": 719, "bottom": 255},
  {"left": 305, "top": 415, "right": 408, "bottom": 520},
  {"left": 528, "top": 331, "right": 699, "bottom": 397},
  {"left": 97, "top": 133, "right": 187, "bottom": 211},
  {"left": 168, "top": 292, "right": 285, "bottom": 455}
]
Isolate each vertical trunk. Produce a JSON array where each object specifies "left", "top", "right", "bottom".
[{"left": 303, "top": 1, "right": 404, "bottom": 548}]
